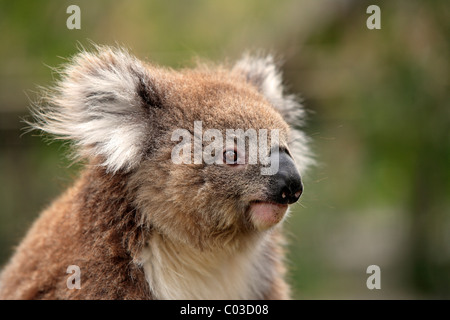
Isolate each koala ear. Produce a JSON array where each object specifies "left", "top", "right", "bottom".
[
  {"left": 233, "top": 54, "right": 313, "bottom": 171},
  {"left": 31, "top": 46, "right": 162, "bottom": 173},
  {"left": 233, "top": 54, "right": 304, "bottom": 124}
]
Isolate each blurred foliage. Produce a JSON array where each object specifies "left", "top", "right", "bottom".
[{"left": 0, "top": 0, "right": 449, "bottom": 299}]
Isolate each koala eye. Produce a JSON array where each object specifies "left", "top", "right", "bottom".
[{"left": 223, "top": 149, "right": 238, "bottom": 165}]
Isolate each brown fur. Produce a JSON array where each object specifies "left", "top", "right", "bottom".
[
  {"left": 0, "top": 47, "right": 309, "bottom": 299},
  {"left": 0, "top": 168, "right": 151, "bottom": 299}
]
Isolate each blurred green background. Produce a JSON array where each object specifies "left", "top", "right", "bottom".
[{"left": 0, "top": 0, "right": 449, "bottom": 299}]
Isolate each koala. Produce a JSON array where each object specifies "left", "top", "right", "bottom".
[{"left": 0, "top": 46, "right": 312, "bottom": 300}]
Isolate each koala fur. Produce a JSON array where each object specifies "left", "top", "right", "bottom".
[{"left": 0, "top": 46, "right": 311, "bottom": 300}]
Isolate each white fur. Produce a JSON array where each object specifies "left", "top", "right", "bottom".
[
  {"left": 138, "top": 232, "right": 274, "bottom": 300},
  {"left": 31, "top": 46, "right": 150, "bottom": 173}
]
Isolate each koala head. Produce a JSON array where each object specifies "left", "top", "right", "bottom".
[{"left": 33, "top": 46, "right": 312, "bottom": 250}]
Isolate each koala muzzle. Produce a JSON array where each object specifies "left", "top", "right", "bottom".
[{"left": 269, "top": 151, "right": 303, "bottom": 205}]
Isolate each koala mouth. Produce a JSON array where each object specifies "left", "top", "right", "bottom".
[{"left": 248, "top": 200, "right": 288, "bottom": 231}]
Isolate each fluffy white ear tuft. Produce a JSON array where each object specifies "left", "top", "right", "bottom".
[
  {"left": 31, "top": 46, "right": 160, "bottom": 173},
  {"left": 233, "top": 54, "right": 314, "bottom": 172},
  {"left": 233, "top": 54, "right": 304, "bottom": 123}
]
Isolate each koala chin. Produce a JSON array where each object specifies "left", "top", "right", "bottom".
[{"left": 0, "top": 46, "right": 312, "bottom": 300}]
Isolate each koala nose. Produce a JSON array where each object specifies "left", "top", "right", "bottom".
[{"left": 269, "top": 151, "right": 303, "bottom": 205}]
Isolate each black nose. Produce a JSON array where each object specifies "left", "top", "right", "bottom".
[{"left": 269, "top": 151, "right": 303, "bottom": 205}]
